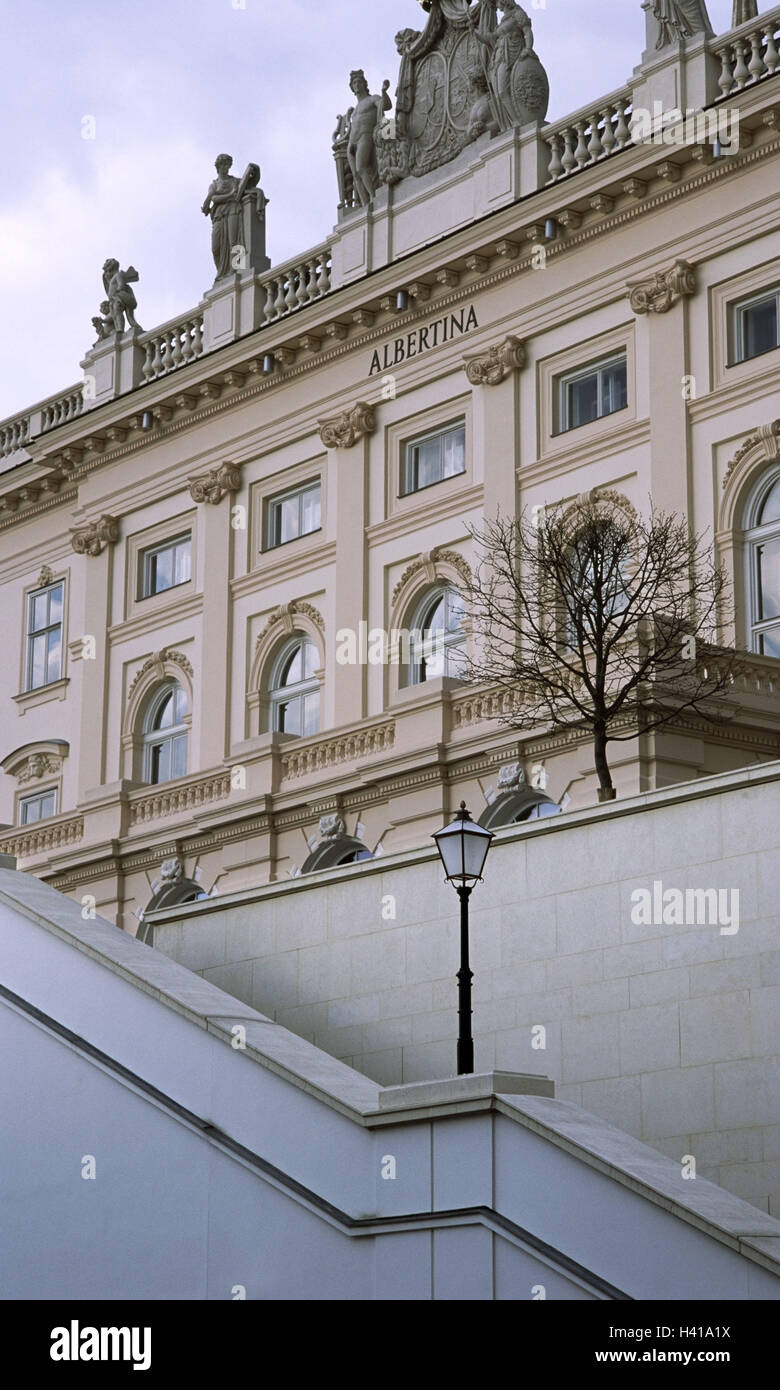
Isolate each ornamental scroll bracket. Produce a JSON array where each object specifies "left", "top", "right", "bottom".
[
  {"left": 188, "top": 460, "right": 243, "bottom": 505},
  {"left": 463, "top": 335, "right": 526, "bottom": 386},
  {"left": 318, "top": 401, "right": 376, "bottom": 449},
  {"left": 70, "top": 514, "right": 120, "bottom": 557},
  {"left": 627, "top": 259, "right": 697, "bottom": 315}
]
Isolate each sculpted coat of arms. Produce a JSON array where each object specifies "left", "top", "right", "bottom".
[{"left": 333, "top": 0, "right": 550, "bottom": 208}]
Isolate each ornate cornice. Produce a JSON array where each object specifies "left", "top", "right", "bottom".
[
  {"left": 127, "top": 648, "right": 194, "bottom": 702},
  {"left": 391, "top": 546, "right": 472, "bottom": 605},
  {"left": 627, "top": 259, "right": 697, "bottom": 315},
  {"left": 318, "top": 401, "right": 375, "bottom": 449},
  {"left": 723, "top": 419, "right": 780, "bottom": 490},
  {"left": 256, "top": 600, "right": 325, "bottom": 647},
  {"left": 188, "top": 460, "right": 242, "bottom": 504},
  {"left": 463, "top": 335, "right": 526, "bottom": 386},
  {"left": 71, "top": 513, "right": 119, "bottom": 557}
]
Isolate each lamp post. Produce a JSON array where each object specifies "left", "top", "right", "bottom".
[{"left": 432, "top": 801, "right": 494, "bottom": 1076}]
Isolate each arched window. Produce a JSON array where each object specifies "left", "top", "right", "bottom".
[
  {"left": 142, "top": 681, "right": 189, "bottom": 784},
  {"left": 269, "top": 637, "right": 320, "bottom": 736},
  {"left": 409, "top": 585, "right": 466, "bottom": 685},
  {"left": 746, "top": 470, "right": 780, "bottom": 658}
]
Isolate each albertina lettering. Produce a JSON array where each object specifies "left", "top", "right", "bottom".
[{"left": 369, "top": 304, "right": 478, "bottom": 375}]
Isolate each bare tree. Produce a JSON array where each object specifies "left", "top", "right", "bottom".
[{"left": 465, "top": 493, "right": 742, "bottom": 800}]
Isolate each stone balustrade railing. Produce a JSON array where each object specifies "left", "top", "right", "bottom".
[
  {"left": 40, "top": 387, "right": 84, "bottom": 433},
  {"left": 0, "top": 383, "right": 85, "bottom": 460},
  {"left": 713, "top": 6, "right": 780, "bottom": 98},
  {"left": 140, "top": 312, "right": 205, "bottom": 383},
  {"left": 260, "top": 243, "right": 332, "bottom": 323},
  {"left": 0, "top": 414, "right": 30, "bottom": 460},
  {"left": 544, "top": 85, "right": 634, "bottom": 184}
]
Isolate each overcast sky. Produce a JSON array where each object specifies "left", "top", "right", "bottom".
[{"left": 0, "top": 0, "right": 736, "bottom": 420}]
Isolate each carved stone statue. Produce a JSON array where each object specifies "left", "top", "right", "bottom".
[
  {"left": 465, "top": 64, "right": 501, "bottom": 142},
  {"left": 201, "top": 154, "right": 269, "bottom": 281},
  {"left": 732, "top": 0, "right": 758, "bottom": 23},
  {"left": 332, "top": 108, "right": 356, "bottom": 208},
  {"left": 471, "top": 1, "right": 549, "bottom": 129},
  {"left": 649, "top": 0, "right": 714, "bottom": 47},
  {"left": 345, "top": 71, "right": 392, "bottom": 207},
  {"left": 93, "top": 260, "right": 141, "bottom": 341},
  {"left": 201, "top": 154, "right": 243, "bottom": 279},
  {"left": 91, "top": 301, "right": 114, "bottom": 342}
]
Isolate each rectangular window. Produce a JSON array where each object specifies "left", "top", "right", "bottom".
[
  {"left": 557, "top": 355, "right": 628, "bottom": 433},
  {"left": 732, "top": 289, "right": 780, "bottom": 364},
  {"left": 19, "top": 788, "right": 57, "bottom": 825},
  {"left": 402, "top": 422, "right": 466, "bottom": 496},
  {"left": 139, "top": 534, "right": 192, "bottom": 599},
  {"left": 266, "top": 481, "right": 321, "bottom": 550},
  {"left": 25, "top": 582, "right": 64, "bottom": 691}
]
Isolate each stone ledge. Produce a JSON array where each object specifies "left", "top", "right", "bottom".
[{"left": 378, "top": 1069, "right": 554, "bottom": 1111}]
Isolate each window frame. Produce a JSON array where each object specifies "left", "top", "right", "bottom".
[
  {"left": 141, "top": 680, "right": 190, "bottom": 785},
  {"left": 401, "top": 420, "right": 467, "bottom": 498},
  {"left": 18, "top": 787, "right": 58, "bottom": 826},
  {"left": 745, "top": 468, "right": 780, "bottom": 658},
  {"left": 264, "top": 480, "right": 322, "bottom": 552},
  {"left": 556, "top": 353, "right": 629, "bottom": 436},
  {"left": 268, "top": 635, "right": 321, "bottom": 737},
  {"left": 24, "top": 580, "right": 65, "bottom": 693},
  {"left": 138, "top": 533, "right": 192, "bottom": 601},
  {"left": 408, "top": 584, "right": 467, "bottom": 687},
  {"left": 730, "top": 286, "right": 780, "bottom": 367}
]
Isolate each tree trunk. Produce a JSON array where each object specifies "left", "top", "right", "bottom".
[{"left": 593, "top": 721, "right": 616, "bottom": 800}]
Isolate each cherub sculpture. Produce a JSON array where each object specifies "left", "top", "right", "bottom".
[{"left": 95, "top": 259, "right": 142, "bottom": 337}]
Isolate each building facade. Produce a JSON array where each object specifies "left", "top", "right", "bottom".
[{"left": 0, "top": 1, "right": 779, "bottom": 933}]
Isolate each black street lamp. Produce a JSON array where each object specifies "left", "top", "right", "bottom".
[{"left": 432, "top": 802, "right": 494, "bottom": 1076}]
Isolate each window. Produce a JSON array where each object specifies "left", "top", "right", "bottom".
[
  {"left": 409, "top": 586, "right": 467, "bottom": 685},
  {"left": 402, "top": 422, "right": 466, "bottom": 496},
  {"left": 732, "top": 288, "right": 780, "bottom": 365},
  {"left": 142, "top": 681, "right": 189, "bottom": 784},
  {"left": 557, "top": 355, "right": 628, "bottom": 433},
  {"left": 19, "top": 788, "right": 57, "bottom": 825},
  {"left": 25, "top": 582, "right": 64, "bottom": 691},
  {"left": 746, "top": 472, "right": 780, "bottom": 659},
  {"left": 266, "top": 482, "right": 321, "bottom": 550},
  {"left": 269, "top": 638, "right": 320, "bottom": 735},
  {"left": 139, "top": 535, "right": 191, "bottom": 599}
]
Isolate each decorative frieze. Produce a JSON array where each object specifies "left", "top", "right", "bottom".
[
  {"left": 463, "top": 335, "right": 526, "bottom": 387},
  {"left": 723, "top": 419, "right": 780, "bottom": 489},
  {"left": 129, "top": 771, "right": 232, "bottom": 827},
  {"left": 188, "top": 460, "right": 242, "bottom": 505},
  {"left": 628, "top": 260, "right": 697, "bottom": 315},
  {"left": 280, "top": 720, "right": 395, "bottom": 782},
  {"left": 256, "top": 600, "right": 325, "bottom": 647},
  {"left": 127, "top": 649, "right": 194, "bottom": 702},
  {"left": 318, "top": 401, "right": 375, "bottom": 449},
  {"left": 16, "top": 754, "right": 62, "bottom": 784},
  {"left": 1, "top": 740, "right": 69, "bottom": 784},
  {"left": 392, "top": 546, "right": 472, "bottom": 605},
  {"left": 0, "top": 815, "right": 83, "bottom": 861},
  {"left": 71, "top": 514, "right": 120, "bottom": 557}
]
